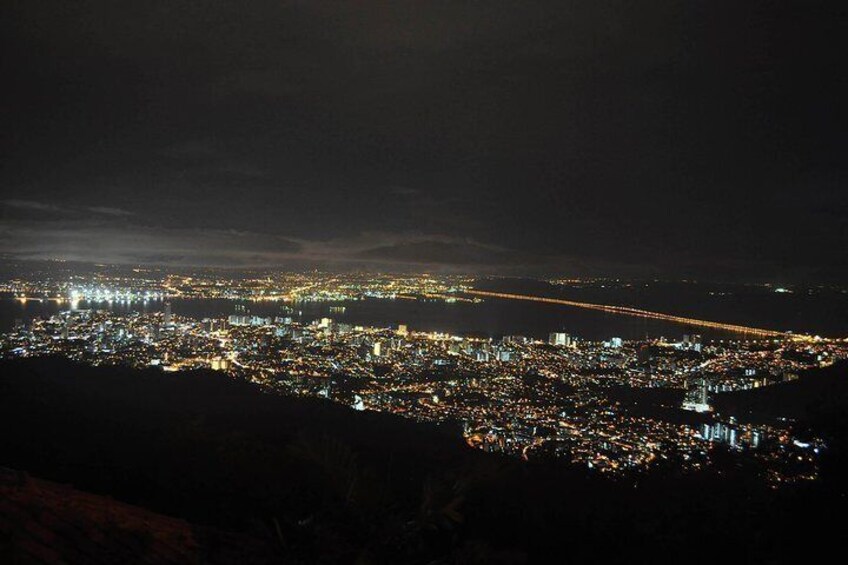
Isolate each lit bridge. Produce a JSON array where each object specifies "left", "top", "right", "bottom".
[{"left": 465, "top": 289, "right": 792, "bottom": 338}]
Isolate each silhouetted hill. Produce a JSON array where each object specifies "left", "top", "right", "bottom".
[
  {"left": 3, "top": 357, "right": 848, "bottom": 563},
  {"left": 714, "top": 360, "right": 848, "bottom": 426},
  {"left": 713, "top": 360, "right": 848, "bottom": 486}
]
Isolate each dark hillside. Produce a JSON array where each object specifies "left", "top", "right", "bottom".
[{"left": 3, "top": 357, "right": 848, "bottom": 563}]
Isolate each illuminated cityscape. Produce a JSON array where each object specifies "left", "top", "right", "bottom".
[
  {"left": 2, "top": 1, "right": 846, "bottom": 561},
  {"left": 3, "top": 270, "right": 844, "bottom": 485}
]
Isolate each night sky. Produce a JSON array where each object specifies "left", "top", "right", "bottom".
[{"left": 1, "top": 1, "right": 845, "bottom": 280}]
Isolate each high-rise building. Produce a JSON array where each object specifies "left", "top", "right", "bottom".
[
  {"left": 682, "top": 376, "right": 711, "bottom": 412},
  {"left": 248, "top": 316, "right": 271, "bottom": 326},
  {"left": 228, "top": 314, "right": 250, "bottom": 326},
  {"left": 397, "top": 324, "right": 408, "bottom": 337},
  {"left": 502, "top": 335, "right": 529, "bottom": 345},
  {"left": 690, "top": 334, "right": 703, "bottom": 352},
  {"left": 682, "top": 334, "right": 703, "bottom": 352},
  {"left": 549, "top": 332, "right": 571, "bottom": 346},
  {"left": 163, "top": 301, "right": 172, "bottom": 326},
  {"left": 210, "top": 358, "right": 229, "bottom": 371}
]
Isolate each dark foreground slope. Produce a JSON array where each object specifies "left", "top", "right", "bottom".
[
  {"left": 1, "top": 467, "right": 277, "bottom": 564},
  {"left": 2, "top": 357, "right": 848, "bottom": 564}
]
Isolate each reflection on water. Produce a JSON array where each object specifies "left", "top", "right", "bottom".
[{"left": 1, "top": 296, "right": 753, "bottom": 341}]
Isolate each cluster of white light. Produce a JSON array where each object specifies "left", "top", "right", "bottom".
[{"left": 67, "top": 287, "right": 165, "bottom": 303}]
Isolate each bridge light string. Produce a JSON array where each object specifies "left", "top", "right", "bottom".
[{"left": 465, "top": 289, "right": 802, "bottom": 339}]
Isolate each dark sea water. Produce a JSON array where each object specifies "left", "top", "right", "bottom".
[
  {"left": 473, "top": 279, "right": 848, "bottom": 338},
  {"left": 2, "top": 279, "right": 845, "bottom": 341}
]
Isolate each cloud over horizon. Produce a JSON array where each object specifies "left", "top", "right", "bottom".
[{"left": 1, "top": 1, "right": 845, "bottom": 281}]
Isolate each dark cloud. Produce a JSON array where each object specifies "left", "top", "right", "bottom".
[
  {"left": 357, "top": 239, "right": 541, "bottom": 267},
  {"left": 0, "top": 213, "right": 303, "bottom": 267},
  {"left": 84, "top": 206, "right": 134, "bottom": 217},
  {"left": 1, "top": 1, "right": 845, "bottom": 280},
  {"left": 2, "top": 200, "right": 133, "bottom": 221}
]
